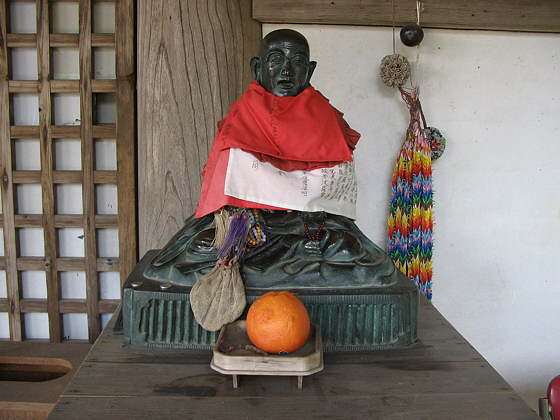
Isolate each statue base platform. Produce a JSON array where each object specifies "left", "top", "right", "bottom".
[{"left": 122, "top": 250, "right": 419, "bottom": 352}]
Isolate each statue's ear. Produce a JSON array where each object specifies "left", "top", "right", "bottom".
[
  {"left": 306, "top": 61, "right": 317, "bottom": 86},
  {"left": 250, "top": 57, "right": 261, "bottom": 82}
]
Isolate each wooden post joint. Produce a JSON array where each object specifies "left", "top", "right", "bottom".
[{"left": 9, "top": 299, "right": 16, "bottom": 313}]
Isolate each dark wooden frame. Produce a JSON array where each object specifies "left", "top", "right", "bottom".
[{"left": 253, "top": 0, "right": 560, "bottom": 33}]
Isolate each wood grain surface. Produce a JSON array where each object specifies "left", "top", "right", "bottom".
[
  {"left": 79, "top": 0, "right": 101, "bottom": 342},
  {"left": 38, "top": 0, "right": 62, "bottom": 343},
  {"left": 47, "top": 297, "right": 539, "bottom": 419},
  {"left": 115, "top": 0, "right": 138, "bottom": 285},
  {"left": 0, "top": 341, "right": 91, "bottom": 420},
  {"left": 0, "top": 0, "right": 22, "bottom": 341},
  {"left": 137, "top": 0, "right": 261, "bottom": 254},
  {"left": 0, "top": 0, "right": 135, "bottom": 343},
  {"left": 253, "top": 0, "right": 560, "bottom": 33}
]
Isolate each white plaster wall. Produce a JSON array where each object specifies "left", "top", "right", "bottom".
[{"left": 265, "top": 23, "right": 560, "bottom": 411}]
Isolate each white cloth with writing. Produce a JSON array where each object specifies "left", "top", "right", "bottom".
[{"left": 224, "top": 148, "right": 357, "bottom": 219}]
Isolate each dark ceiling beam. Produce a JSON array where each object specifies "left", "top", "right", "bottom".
[{"left": 253, "top": 0, "right": 560, "bottom": 33}]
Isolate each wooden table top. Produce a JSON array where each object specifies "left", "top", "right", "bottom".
[{"left": 48, "top": 296, "right": 538, "bottom": 419}]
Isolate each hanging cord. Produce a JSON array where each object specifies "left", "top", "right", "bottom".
[
  {"left": 392, "top": 0, "right": 396, "bottom": 54},
  {"left": 412, "top": 0, "right": 422, "bottom": 88},
  {"left": 398, "top": 87, "right": 427, "bottom": 129}
]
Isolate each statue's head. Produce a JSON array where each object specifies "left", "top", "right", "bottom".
[{"left": 251, "top": 29, "right": 317, "bottom": 97}]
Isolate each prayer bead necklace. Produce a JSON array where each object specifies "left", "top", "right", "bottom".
[
  {"left": 246, "top": 208, "right": 267, "bottom": 247},
  {"left": 304, "top": 218, "right": 326, "bottom": 241}
]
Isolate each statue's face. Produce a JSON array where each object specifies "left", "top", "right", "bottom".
[{"left": 253, "top": 30, "right": 316, "bottom": 97}]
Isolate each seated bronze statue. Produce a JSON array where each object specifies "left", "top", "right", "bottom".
[{"left": 143, "top": 29, "right": 399, "bottom": 290}]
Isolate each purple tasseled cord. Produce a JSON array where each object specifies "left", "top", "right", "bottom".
[{"left": 217, "top": 210, "right": 250, "bottom": 260}]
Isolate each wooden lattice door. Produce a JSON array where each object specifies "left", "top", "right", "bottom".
[{"left": 0, "top": 0, "right": 136, "bottom": 343}]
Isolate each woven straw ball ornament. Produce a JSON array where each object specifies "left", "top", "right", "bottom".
[{"left": 380, "top": 54, "right": 411, "bottom": 88}]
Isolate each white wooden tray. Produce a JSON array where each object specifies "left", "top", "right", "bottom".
[{"left": 210, "top": 320, "right": 323, "bottom": 388}]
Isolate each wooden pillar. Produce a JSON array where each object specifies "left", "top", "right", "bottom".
[
  {"left": 38, "top": 0, "right": 62, "bottom": 342},
  {"left": 137, "top": 0, "right": 261, "bottom": 254},
  {"left": 0, "top": 0, "right": 23, "bottom": 341},
  {"left": 116, "top": 0, "right": 137, "bottom": 285}
]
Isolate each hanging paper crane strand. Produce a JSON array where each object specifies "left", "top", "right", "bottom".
[{"left": 388, "top": 87, "right": 433, "bottom": 300}]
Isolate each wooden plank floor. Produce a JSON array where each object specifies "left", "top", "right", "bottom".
[
  {"left": 48, "top": 297, "right": 539, "bottom": 419},
  {"left": 0, "top": 341, "right": 91, "bottom": 419}
]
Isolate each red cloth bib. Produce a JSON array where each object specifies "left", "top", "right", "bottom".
[{"left": 195, "top": 81, "right": 360, "bottom": 218}]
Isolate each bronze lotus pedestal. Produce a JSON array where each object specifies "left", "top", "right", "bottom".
[{"left": 122, "top": 249, "right": 418, "bottom": 352}]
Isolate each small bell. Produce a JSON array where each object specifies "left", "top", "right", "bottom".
[{"left": 400, "top": 23, "right": 424, "bottom": 47}]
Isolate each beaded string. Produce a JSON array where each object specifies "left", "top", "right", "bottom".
[
  {"left": 246, "top": 208, "right": 267, "bottom": 248},
  {"left": 222, "top": 343, "right": 268, "bottom": 356},
  {"left": 303, "top": 218, "right": 326, "bottom": 241}
]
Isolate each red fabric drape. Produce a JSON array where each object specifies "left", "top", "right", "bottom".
[{"left": 195, "top": 81, "right": 360, "bottom": 218}]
